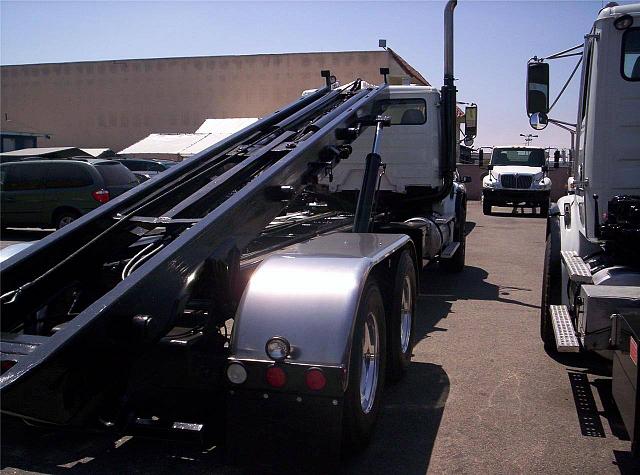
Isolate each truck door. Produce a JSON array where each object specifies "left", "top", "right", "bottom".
[
  {"left": 373, "top": 97, "right": 437, "bottom": 190},
  {"left": 575, "top": 33, "right": 596, "bottom": 232}
]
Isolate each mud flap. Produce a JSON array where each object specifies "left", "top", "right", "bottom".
[{"left": 227, "top": 389, "right": 343, "bottom": 472}]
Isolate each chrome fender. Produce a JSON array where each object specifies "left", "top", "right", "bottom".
[{"left": 230, "top": 232, "right": 412, "bottom": 370}]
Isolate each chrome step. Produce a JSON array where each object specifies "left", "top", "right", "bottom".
[
  {"left": 550, "top": 305, "right": 580, "bottom": 352},
  {"left": 561, "top": 250, "right": 593, "bottom": 284},
  {"left": 440, "top": 241, "right": 460, "bottom": 259}
]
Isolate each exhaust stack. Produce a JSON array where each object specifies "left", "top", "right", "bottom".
[{"left": 442, "top": 0, "right": 457, "bottom": 175}]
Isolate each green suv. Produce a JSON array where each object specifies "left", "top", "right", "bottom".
[{"left": 0, "top": 159, "right": 138, "bottom": 230}]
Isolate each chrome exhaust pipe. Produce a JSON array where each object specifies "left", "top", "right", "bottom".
[{"left": 444, "top": 0, "right": 457, "bottom": 81}]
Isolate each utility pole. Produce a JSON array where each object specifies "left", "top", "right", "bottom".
[{"left": 519, "top": 133, "right": 538, "bottom": 146}]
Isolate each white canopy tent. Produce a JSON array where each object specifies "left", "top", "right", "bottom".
[{"left": 119, "top": 118, "right": 258, "bottom": 161}]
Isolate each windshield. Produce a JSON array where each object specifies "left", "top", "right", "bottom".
[{"left": 491, "top": 148, "right": 545, "bottom": 167}]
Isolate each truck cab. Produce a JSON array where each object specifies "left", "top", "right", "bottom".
[
  {"left": 528, "top": 2, "right": 640, "bottom": 454},
  {"left": 327, "top": 85, "right": 441, "bottom": 194},
  {"left": 481, "top": 146, "right": 551, "bottom": 215}
]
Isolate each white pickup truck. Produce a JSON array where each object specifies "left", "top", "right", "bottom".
[{"left": 481, "top": 146, "right": 551, "bottom": 216}]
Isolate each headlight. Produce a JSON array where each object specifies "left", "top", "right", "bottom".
[
  {"left": 226, "top": 362, "right": 248, "bottom": 384},
  {"left": 265, "top": 336, "right": 291, "bottom": 361}
]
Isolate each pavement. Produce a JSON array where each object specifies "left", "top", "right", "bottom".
[
  {"left": 0, "top": 228, "right": 51, "bottom": 251},
  {"left": 1, "top": 201, "right": 639, "bottom": 474}
]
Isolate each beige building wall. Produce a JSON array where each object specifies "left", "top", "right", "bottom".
[{"left": 1, "top": 51, "right": 420, "bottom": 152}]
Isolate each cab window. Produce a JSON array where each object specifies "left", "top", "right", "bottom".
[
  {"left": 622, "top": 28, "right": 640, "bottom": 81},
  {"left": 373, "top": 99, "right": 427, "bottom": 125}
]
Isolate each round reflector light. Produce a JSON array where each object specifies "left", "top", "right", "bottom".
[
  {"left": 265, "top": 366, "right": 287, "bottom": 388},
  {"left": 265, "top": 336, "right": 290, "bottom": 361},
  {"left": 305, "top": 368, "right": 327, "bottom": 391},
  {"left": 226, "top": 362, "right": 248, "bottom": 384}
]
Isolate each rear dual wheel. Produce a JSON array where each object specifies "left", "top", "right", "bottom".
[
  {"left": 388, "top": 250, "right": 417, "bottom": 382},
  {"left": 343, "top": 253, "right": 418, "bottom": 450},
  {"left": 343, "top": 280, "right": 386, "bottom": 451}
]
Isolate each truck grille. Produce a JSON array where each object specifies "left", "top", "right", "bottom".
[{"left": 500, "top": 174, "right": 532, "bottom": 189}]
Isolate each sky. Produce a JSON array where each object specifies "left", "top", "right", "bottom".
[{"left": 0, "top": 0, "right": 632, "bottom": 148}]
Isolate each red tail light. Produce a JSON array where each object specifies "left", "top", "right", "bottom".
[
  {"left": 305, "top": 368, "right": 327, "bottom": 391},
  {"left": 1, "top": 360, "right": 16, "bottom": 375},
  {"left": 265, "top": 366, "right": 287, "bottom": 388},
  {"left": 92, "top": 189, "right": 110, "bottom": 204}
]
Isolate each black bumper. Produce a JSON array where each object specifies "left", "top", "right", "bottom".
[{"left": 483, "top": 188, "right": 550, "bottom": 206}]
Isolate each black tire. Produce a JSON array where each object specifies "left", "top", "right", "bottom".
[
  {"left": 541, "top": 217, "right": 562, "bottom": 351},
  {"left": 482, "top": 199, "right": 492, "bottom": 215},
  {"left": 441, "top": 198, "right": 467, "bottom": 272},
  {"left": 387, "top": 250, "right": 417, "bottom": 382},
  {"left": 343, "top": 280, "right": 386, "bottom": 452},
  {"left": 54, "top": 210, "right": 80, "bottom": 230},
  {"left": 540, "top": 201, "right": 550, "bottom": 217}
]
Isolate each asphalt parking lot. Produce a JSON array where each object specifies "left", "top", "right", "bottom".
[{"left": 1, "top": 201, "right": 639, "bottom": 474}]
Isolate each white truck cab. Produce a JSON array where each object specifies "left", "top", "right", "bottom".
[
  {"left": 481, "top": 146, "right": 551, "bottom": 215},
  {"left": 327, "top": 85, "right": 442, "bottom": 193},
  {"left": 528, "top": 2, "right": 640, "bottom": 455}
]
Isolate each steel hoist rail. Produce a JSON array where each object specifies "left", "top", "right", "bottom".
[{"left": 0, "top": 77, "right": 390, "bottom": 424}]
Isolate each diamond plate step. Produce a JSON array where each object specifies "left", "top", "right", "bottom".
[
  {"left": 440, "top": 241, "right": 460, "bottom": 259},
  {"left": 550, "top": 304, "right": 580, "bottom": 352},
  {"left": 561, "top": 250, "right": 593, "bottom": 284}
]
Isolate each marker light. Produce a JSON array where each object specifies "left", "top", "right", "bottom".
[
  {"left": 265, "top": 366, "right": 287, "bottom": 388},
  {"left": 265, "top": 336, "right": 290, "bottom": 361},
  {"left": 305, "top": 368, "right": 327, "bottom": 391},
  {"left": 614, "top": 14, "right": 633, "bottom": 30},
  {"left": 226, "top": 362, "right": 247, "bottom": 384}
]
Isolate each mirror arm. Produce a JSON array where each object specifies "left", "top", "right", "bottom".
[
  {"left": 536, "top": 43, "right": 583, "bottom": 61},
  {"left": 548, "top": 118, "right": 577, "bottom": 132},
  {"left": 547, "top": 56, "right": 583, "bottom": 112}
]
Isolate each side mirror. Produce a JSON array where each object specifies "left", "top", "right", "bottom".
[
  {"left": 529, "top": 112, "right": 548, "bottom": 131},
  {"left": 464, "top": 104, "right": 477, "bottom": 138},
  {"left": 478, "top": 149, "right": 484, "bottom": 167},
  {"left": 526, "top": 61, "right": 549, "bottom": 115},
  {"left": 487, "top": 164, "right": 494, "bottom": 171}
]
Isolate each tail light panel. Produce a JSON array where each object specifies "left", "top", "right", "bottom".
[{"left": 92, "top": 189, "right": 110, "bottom": 204}]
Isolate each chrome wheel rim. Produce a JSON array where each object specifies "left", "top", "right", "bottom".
[
  {"left": 59, "top": 216, "right": 75, "bottom": 228},
  {"left": 360, "top": 311, "right": 379, "bottom": 414},
  {"left": 400, "top": 275, "right": 413, "bottom": 354}
]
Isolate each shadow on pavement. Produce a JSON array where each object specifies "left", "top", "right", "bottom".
[
  {"left": 489, "top": 207, "right": 546, "bottom": 219},
  {"left": 613, "top": 449, "right": 640, "bottom": 474},
  {"left": 343, "top": 362, "right": 449, "bottom": 475},
  {"left": 414, "top": 263, "right": 538, "bottom": 345},
  {"left": 464, "top": 220, "right": 476, "bottom": 236},
  {"left": 0, "top": 415, "right": 233, "bottom": 474}
]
